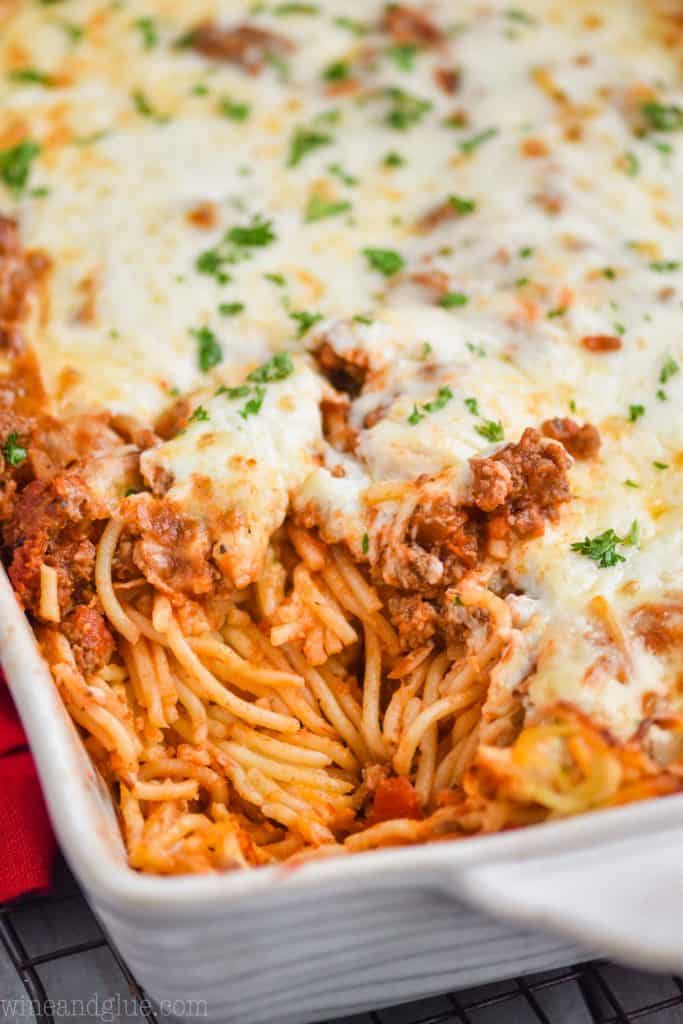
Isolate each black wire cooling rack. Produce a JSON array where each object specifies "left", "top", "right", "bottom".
[{"left": 2, "top": 858, "right": 683, "bottom": 1024}]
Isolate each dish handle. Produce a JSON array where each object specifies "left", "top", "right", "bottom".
[{"left": 452, "top": 827, "right": 683, "bottom": 970}]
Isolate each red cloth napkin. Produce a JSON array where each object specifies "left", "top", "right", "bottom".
[{"left": 0, "top": 675, "right": 56, "bottom": 902}]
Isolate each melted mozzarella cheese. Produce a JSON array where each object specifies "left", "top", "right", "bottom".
[
  {"left": 140, "top": 358, "right": 323, "bottom": 586},
  {"left": 2, "top": 0, "right": 682, "bottom": 739}
]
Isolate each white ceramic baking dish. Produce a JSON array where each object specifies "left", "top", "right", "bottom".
[{"left": 3, "top": 562, "right": 683, "bottom": 1024}]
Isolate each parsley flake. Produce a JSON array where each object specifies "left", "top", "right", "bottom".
[
  {"left": 239, "top": 384, "right": 266, "bottom": 420},
  {"left": 247, "top": 352, "right": 294, "bottom": 382},
  {"left": 382, "top": 150, "right": 405, "bottom": 167},
  {"left": 570, "top": 523, "right": 639, "bottom": 568},
  {"left": 641, "top": 101, "right": 683, "bottom": 133},
  {"left": 8, "top": 68, "right": 54, "bottom": 86},
  {"left": 474, "top": 419, "right": 505, "bottom": 443},
  {"left": 629, "top": 404, "right": 645, "bottom": 422},
  {"left": 219, "top": 302, "right": 245, "bottom": 317},
  {"left": 134, "top": 16, "right": 158, "bottom": 49},
  {"left": 650, "top": 260, "right": 680, "bottom": 273},
  {"left": 189, "top": 405, "right": 210, "bottom": 423},
  {"left": 219, "top": 97, "right": 250, "bottom": 121},
  {"left": 305, "top": 194, "right": 351, "bottom": 222},
  {"left": 327, "top": 162, "right": 357, "bottom": 186},
  {"left": 464, "top": 397, "right": 479, "bottom": 415},
  {"left": 660, "top": 356, "right": 680, "bottom": 385},
  {"left": 623, "top": 151, "right": 640, "bottom": 177},
  {"left": 384, "top": 87, "right": 432, "bottom": 130},
  {"left": 0, "top": 140, "right": 41, "bottom": 195},
  {"left": 288, "top": 126, "right": 333, "bottom": 167},
  {"left": 132, "top": 90, "right": 169, "bottom": 122},
  {"left": 323, "top": 60, "right": 350, "bottom": 82},
  {"left": 387, "top": 43, "right": 418, "bottom": 72},
  {"left": 363, "top": 247, "right": 404, "bottom": 276},
  {"left": 448, "top": 194, "right": 476, "bottom": 215},
  {"left": 361, "top": 532, "right": 369, "bottom": 555},
  {"left": 191, "top": 326, "right": 223, "bottom": 372},
  {"left": 439, "top": 292, "right": 469, "bottom": 309},
  {"left": 653, "top": 460, "right": 669, "bottom": 470},
  {"left": 289, "top": 311, "right": 323, "bottom": 336},
  {"left": 459, "top": 126, "right": 498, "bottom": 155},
  {"left": 228, "top": 216, "right": 276, "bottom": 247},
  {"left": 2, "top": 432, "right": 27, "bottom": 467}
]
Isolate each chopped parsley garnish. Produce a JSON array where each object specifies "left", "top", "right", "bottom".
[
  {"left": 569, "top": 399, "right": 577, "bottom": 413},
  {"left": 657, "top": 388, "right": 668, "bottom": 401},
  {"left": 264, "top": 272, "right": 286, "bottom": 286},
  {"left": 424, "top": 386, "right": 453, "bottom": 413},
  {"left": 421, "top": 341, "right": 432, "bottom": 358},
  {"left": 289, "top": 310, "right": 323, "bottom": 336},
  {"left": 459, "top": 127, "right": 498, "bottom": 155},
  {"left": 239, "top": 386, "right": 266, "bottom": 420},
  {"left": 0, "top": 140, "right": 41, "bottom": 196},
  {"left": 387, "top": 43, "right": 418, "bottom": 72},
  {"left": 547, "top": 306, "right": 567, "bottom": 319},
  {"left": 650, "top": 260, "right": 680, "bottom": 273},
  {"left": 219, "top": 302, "right": 245, "bottom": 316},
  {"left": 247, "top": 351, "right": 294, "bottom": 383},
  {"left": 438, "top": 292, "right": 468, "bottom": 309},
  {"left": 62, "top": 21, "right": 84, "bottom": 44},
  {"left": 363, "top": 247, "right": 404, "bottom": 276},
  {"left": 323, "top": 60, "right": 350, "bottom": 81},
  {"left": 407, "top": 386, "right": 453, "bottom": 424},
  {"left": 305, "top": 194, "right": 351, "bottom": 222},
  {"left": 192, "top": 327, "right": 223, "bottom": 372},
  {"left": 132, "top": 90, "right": 169, "bottom": 122},
  {"left": 134, "top": 16, "right": 158, "bottom": 49},
  {"left": 506, "top": 8, "right": 536, "bottom": 25},
  {"left": 273, "top": 2, "right": 319, "bottom": 13},
  {"left": 407, "top": 403, "right": 424, "bottom": 425},
  {"left": 519, "top": 246, "right": 534, "bottom": 258},
  {"left": 192, "top": 83, "right": 209, "bottom": 96},
  {"left": 8, "top": 68, "right": 54, "bottom": 86},
  {"left": 448, "top": 194, "right": 476, "bottom": 215},
  {"left": 327, "top": 162, "right": 357, "bottom": 186},
  {"left": 361, "top": 532, "right": 369, "bottom": 555},
  {"left": 641, "top": 101, "right": 683, "bottom": 133},
  {"left": 219, "top": 97, "right": 251, "bottom": 121},
  {"left": 629, "top": 404, "right": 645, "bottom": 422},
  {"left": 623, "top": 151, "right": 640, "bottom": 176},
  {"left": 288, "top": 126, "right": 333, "bottom": 167},
  {"left": 466, "top": 341, "right": 486, "bottom": 357},
  {"left": 653, "top": 460, "right": 669, "bottom": 470},
  {"left": 2, "top": 432, "right": 27, "bottom": 467},
  {"left": 196, "top": 248, "right": 232, "bottom": 284},
  {"left": 515, "top": 277, "right": 530, "bottom": 288},
  {"left": 474, "top": 419, "right": 505, "bottom": 443},
  {"left": 660, "top": 356, "right": 680, "bottom": 385},
  {"left": 354, "top": 314, "right": 373, "bottom": 325},
  {"left": 464, "top": 397, "right": 479, "bottom": 415},
  {"left": 384, "top": 87, "right": 432, "bottom": 131},
  {"left": 382, "top": 150, "right": 405, "bottom": 167},
  {"left": 571, "top": 522, "right": 639, "bottom": 568},
  {"left": 217, "top": 353, "right": 294, "bottom": 419},
  {"left": 333, "top": 15, "right": 369, "bottom": 34},
  {"left": 623, "top": 479, "right": 640, "bottom": 488},
  {"left": 613, "top": 321, "right": 626, "bottom": 336},
  {"left": 189, "top": 405, "right": 210, "bottom": 423},
  {"left": 228, "top": 215, "right": 276, "bottom": 247}
]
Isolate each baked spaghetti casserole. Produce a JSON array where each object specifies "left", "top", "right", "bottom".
[{"left": 0, "top": 0, "right": 681, "bottom": 873}]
